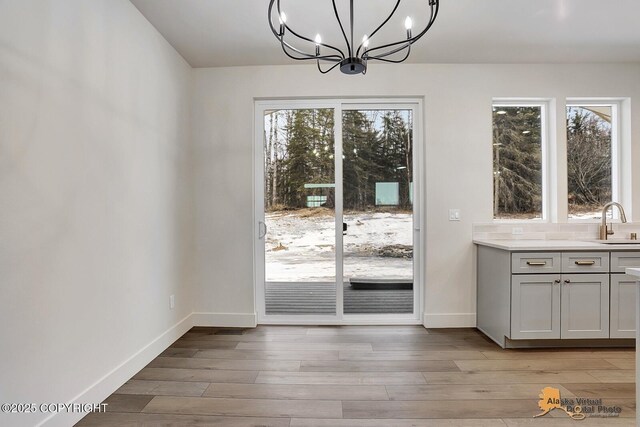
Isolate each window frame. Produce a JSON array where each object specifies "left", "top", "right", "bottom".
[
  {"left": 565, "top": 99, "right": 623, "bottom": 222},
  {"left": 491, "top": 98, "right": 552, "bottom": 223}
]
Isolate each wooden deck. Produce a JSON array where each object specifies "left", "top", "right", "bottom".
[
  {"left": 265, "top": 282, "right": 413, "bottom": 315},
  {"left": 78, "top": 325, "right": 636, "bottom": 426}
]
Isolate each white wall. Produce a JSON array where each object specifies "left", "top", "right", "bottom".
[
  {"left": 191, "top": 63, "right": 640, "bottom": 327},
  {"left": 1, "top": 2, "right": 639, "bottom": 423},
  {"left": 0, "top": 1, "right": 193, "bottom": 426}
]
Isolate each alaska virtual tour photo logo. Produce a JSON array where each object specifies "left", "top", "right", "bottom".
[{"left": 534, "top": 387, "right": 623, "bottom": 420}]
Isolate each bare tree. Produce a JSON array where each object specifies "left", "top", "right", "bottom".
[{"left": 567, "top": 107, "right": 612, "bottom": 212}]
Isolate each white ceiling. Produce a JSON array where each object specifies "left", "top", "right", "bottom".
[{"left": 130, "top": 0, "right": 640, "bottom": 68}]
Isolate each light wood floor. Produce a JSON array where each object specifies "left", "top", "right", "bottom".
[{"left": 77, "top": 326, "right": 636, "bottom": 426}]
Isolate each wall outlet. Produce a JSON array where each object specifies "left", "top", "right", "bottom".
[
  {"left": 449, "top": 209, "right": 461, "bottom": 221},
  {"left": 512, "top": 227, "right": 524, "bottom": 235},
  {"left": 169, "top": 295, "right": 175, "bottom": 310}
]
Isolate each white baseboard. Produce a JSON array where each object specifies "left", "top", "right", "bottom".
[
  {"left": 192, "top": 312, "right": 257, "bottom": 328},
  {"left": 40, "top": 314, "right": 194, "bottom": 427},
  {"left": 423, "top": 313, "right": 476, "bottom": 328}
]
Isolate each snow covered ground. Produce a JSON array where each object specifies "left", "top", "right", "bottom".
[
  {"left": 569, "top": 211, "right": 608, "bottom": 220},
  {"left": 265, "top": 210, "right": 413, "bottom": 282}
]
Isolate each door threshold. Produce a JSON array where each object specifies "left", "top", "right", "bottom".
[{"left": 258, "top": 318, "right": 422, "bottom": 326}]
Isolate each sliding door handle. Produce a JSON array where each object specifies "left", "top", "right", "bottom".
[{"left": 258, "top": 221, "right": 267, "bottom": 239}]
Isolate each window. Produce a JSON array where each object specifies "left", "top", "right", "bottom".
[
  {"left": 566, "top": 103, "right": 618, "bottom": 220},
  {"left": 492, "top": 103, "right": 546, "bottom": 220}
]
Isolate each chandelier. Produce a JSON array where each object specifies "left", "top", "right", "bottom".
[{"left": 268, "top": 0, "right": 440, "bottom": 75}]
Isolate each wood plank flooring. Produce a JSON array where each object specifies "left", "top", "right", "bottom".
[{"left": 77, "top": 326, "right": 636, "bottom": 426}]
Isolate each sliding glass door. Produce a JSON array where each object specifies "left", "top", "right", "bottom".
[
  {"left": 255, "top": 100, "right": 421, "bottom": 323},
  {"left": 262, "top": 107, "right": 337, "bottom": 315},
  {"left": 342, "top": 108, "right": 414, "bottom": 315}
]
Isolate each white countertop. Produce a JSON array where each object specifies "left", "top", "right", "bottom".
[
  {"left": 474, "top": 239, "right": 640, "bottom": 251},
  {"left": 626, "top": 268, "right": 640, "bottom": 278}
]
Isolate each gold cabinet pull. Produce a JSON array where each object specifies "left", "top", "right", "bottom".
[
  {"left": 575, "top": 260, "right": 596, "bottom": 266},
  {"left": 526, "top": 261, "right": 547, "bottom": 266}
]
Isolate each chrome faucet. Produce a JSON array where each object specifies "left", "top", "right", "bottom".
[{"left": 599, "top": 202, "right": 628, "bottom": 240}]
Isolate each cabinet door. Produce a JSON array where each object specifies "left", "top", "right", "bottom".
[
  {"left": 610, "top": 274, "right": 637, "bottom": 338},
  {"left": 561, "top": 274, "right": 609, "bottom": 339},
  {"left": 511, "top": 274, "right": 561, "bottom": 339}
]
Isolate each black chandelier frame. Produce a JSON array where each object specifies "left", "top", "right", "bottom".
[{"left": 268, "top": 0, "right": 439, "bottom": 75}]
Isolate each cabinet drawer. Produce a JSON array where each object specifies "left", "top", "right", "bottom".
[
  {"left": 561, "top": 252, "right": 609, "bottom": 273},
  {"left": 610, "top": 252, "right": 640, "bottom": 273},
  {"left": 511, "top": 253, "right": 561, "bottom": 274}
]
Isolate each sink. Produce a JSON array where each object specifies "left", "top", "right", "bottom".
[{"left": 592, "top": 239, "right": 640, "bottom": 245}]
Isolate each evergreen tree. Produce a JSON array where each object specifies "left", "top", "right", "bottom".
[
  {"left": 264, "top": 108, "right": 412, "bottom": 213},
  {"left": 277, "top": 109, "right": 334, "bottom": 209},
  {"left": 343, "top": 110, "right": 379, "bottom": 210},
  {"left": 380, "top": 111, "right": 413, "bottom": 209},
  {"left": 493, "top": 107, "right": 543, "bottom": 216}
]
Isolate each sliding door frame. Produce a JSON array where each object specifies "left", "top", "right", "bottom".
[{"left": 253, "top": 98, "right": 424, "bottom": 325}]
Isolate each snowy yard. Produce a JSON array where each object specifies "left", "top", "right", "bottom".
[{"left": 265, "top": 210, "right": 413, "bottom": 282}]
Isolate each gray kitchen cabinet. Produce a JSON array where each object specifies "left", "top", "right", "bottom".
[
  {"left": 511, "top": 274, "right": 561, "bottom": 339},
  {"left": 610, "top": 274, "right": 638, "bottom": 338},
  {"left": 511, "top": 273, "right": 609, "bottom": 340},
  {"left": 560, "top": 273, "right": 609, "bottom": 339},
  {"left": 477, "top": 245, "right": 637, "bottom": 348}
]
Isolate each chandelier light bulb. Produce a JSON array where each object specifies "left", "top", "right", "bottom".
[
  {"left": 315, "top": 34, "right": 322, "bottom": 45},
  {"left": 279, "top": 12, "right": 287, "bottom": 24},
  {"left": 404, "top": 16, "right": 413, "bottom": 30},
  {"left": 362, "top": 35, "right": 369, "bottom": 48}
]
